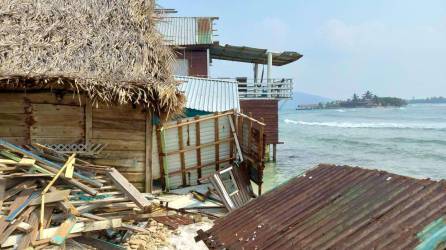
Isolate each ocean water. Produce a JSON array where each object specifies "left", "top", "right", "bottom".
[{"left": 262, "top": 104, "right": 446, "bottom": 191}]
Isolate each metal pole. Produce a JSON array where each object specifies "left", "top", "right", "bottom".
[
  {"left": 254, "top": 63, "right": 258, "bottom": 83},
  {"left": 254, "top": 63, "right": 259, "bottom": 97},
  {"left": 267, "top": 52, "right": 273, "bottom": 98}
]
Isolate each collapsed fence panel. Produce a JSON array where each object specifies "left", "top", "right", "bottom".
[{"left": 153, "top": 111, "right": 266, "bottom": 191}]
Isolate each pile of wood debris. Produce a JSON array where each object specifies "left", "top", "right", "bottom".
[{"left": 0, "top": 139, "right": 195, "bottom": 249}]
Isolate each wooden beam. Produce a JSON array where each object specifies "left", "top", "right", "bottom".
[
  {"left": 237, "top": 112, "right": 266, "bottom": 126},
  {"left": 162, "top": 111, "right": 234, "bottom": 130},
  {"left": 106, "top": 168, "right": 151, "bottom": 211},
  {"left": 273, "top": 144, "right": 277, "bottom": 162},
  {"left": 229, "top": 114, "right": 234, "bottom": 164},
  {"left": 168, "top": 157, "right": 235, "bottom": 177},
  {"left": 214, "top": 113, "right": 220, "bottom": 171},
  {"left": 228, "top": 115, "right": 243, "bottom": 162},
  {"left": 177, "top": 120, "right": 187, "bottom": 186},
  {"left": 238, "top": 114, "right": 244, "bottom": 150},
  {"left": 258, "top": 117, "right": 265, "bottom": 196},
  {"left": 29, "top": 189, "right": 71, "bottom": 206},
  {"left": 0, "top": 177, "right": 5, "bottom": 209},
  {"left": 159, "top": 127, "right": 169, "bottom": 190},
  {"left": 258, "top": 117, "right": 265, "bottom": 163},
  {"left": 248, "top": 112, "right": 253, "bottom": 155},
  {"left": 17, "top": 210, "right": 39, "bottom": 249},
  {"left": 161, "top": 138, "right": 233, "bottom": 156},
  {"left": 144, "top": 111, "right": 153, "bottom": 193},
  {"left": 194, "top": 116, "right": 202, "bottom": 183},
  {"left": 156, "top": 125, "right": 166, "bottom": 190},
  {"left": 85, "top": 101, "right": 93, "bottom": 145}
]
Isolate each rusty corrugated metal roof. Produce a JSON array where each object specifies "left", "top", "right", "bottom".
[
  {"left": 156, "top": 17, "right": 217, "bottom": 46},
  {"left": 196, "top": 164, "right": 446, "bottom": 249}
]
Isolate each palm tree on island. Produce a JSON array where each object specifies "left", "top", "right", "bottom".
[{"left": 303, "top": 91, "right": 408, "bottom": 110}]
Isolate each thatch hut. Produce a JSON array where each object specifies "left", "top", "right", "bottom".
[{"left": 0, "top": 0, "right": 185, "bottom": 192}]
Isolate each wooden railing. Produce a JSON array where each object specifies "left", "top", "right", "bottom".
[{"left": 237, "top": 78, "right": 293, "bottom": 99}]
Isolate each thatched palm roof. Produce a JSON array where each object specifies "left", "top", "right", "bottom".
[{"left": 0, "top": 0, "right": 184, "bottom": 116}]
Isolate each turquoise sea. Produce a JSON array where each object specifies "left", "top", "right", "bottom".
[{"left": 263, "top": 104, "right": 446, "bottom": 191}]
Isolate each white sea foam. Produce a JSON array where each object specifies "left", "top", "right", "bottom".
[
  {"left": 284, "top": 119, "right": 446, "bottom": 130},
  {"left": 336, "top": 109, "right": 346, "bottom": 113}
]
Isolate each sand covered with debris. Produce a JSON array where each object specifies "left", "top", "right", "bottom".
[{"left": 124, "top": 218, "right": 213, "bottom": 250}]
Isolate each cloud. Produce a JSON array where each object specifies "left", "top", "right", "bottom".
[
  {"left": 320, "top": 18, "right": 446, "bottom": 53},
  {"left": 320, "top": 19, "right": 389, "bottom": 52},
  {"left": 260, "top": 17, "right": 289, "bottom": 50}
]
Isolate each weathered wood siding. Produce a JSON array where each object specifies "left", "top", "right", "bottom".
[
  {"left": 91, "top": 104, "right": 147, "bottom": 190},
  {"left": 0, "top": 92, "right": 152, "bottom": 191},
  {"left": 240, "top": 99, "right": 279, "bottom": 145},
  {"left": 175, "top": 49, "right": 208, "bottom": 77}
]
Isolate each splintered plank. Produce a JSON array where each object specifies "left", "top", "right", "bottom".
[
  {"left": 0, "top": 177, "right": 5, "bottom": 208},
  {"left": 0, "top": 139, "right": 102, "bottom": 187},
  {"left": 50, "top": 215, "right": 77, "bottom": 245},
  {"left": 3, "top": 180, "right": 36, "bottom": 201},
  {"left": 17, "top": 209, "right": 39, "bottom": 249},
  {"left": 75, "top": 236, "right": 127, "bottom": 250},
  {"left": 29, "top": 190, "right": 70, "bottom": 206},
  {"left": 106, "top": 168, "right": 151, "bottom": 210},
  {"left": 0, "top": 189, "right": 34, "bottom": 234},
  {"left": 0, "top": 206, "right": 35, "bottom": 244}
]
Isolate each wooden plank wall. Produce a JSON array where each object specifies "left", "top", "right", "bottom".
[
  {"left": 0, "top": 92, "right": 152, "bottom": 191},
  {"left": 90, "top": 103, "right": 147, "bottom": 191},
  {"left": 240, "top": 99, "right": 279, "bottom": 145},
  {"left": 0, "top": 94, "right": 27, "bottom": 145}
]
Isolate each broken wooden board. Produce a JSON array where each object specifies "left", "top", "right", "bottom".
[
  {"left": 29, "top": 190, "right": 71, "bottom": 206},
  {"left": 0, "top": 139, "right": 102, "bottom": 187},
  {"left": 153, "top": 214, "right": 194, "bottom": 230},
  {"left": 75, "top": 236, "right": 126, "bottom": 250},
  {"left": 50, "top": 215, "right": 77, "bottom": 245},
  {"left": 2, "top": 219, "right": 122, "bottom": 248},
  {"left": 106, "top": 168, "right": 151, "bottom": 210},
  {"left": 17, "top": 210, "right": 39, "bottom": 249}
]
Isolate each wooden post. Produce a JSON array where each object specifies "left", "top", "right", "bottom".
[
  {"left": 144, "top": 111, "right": 153, "bottom": 193},
  {"left": 247, "top": 112, "right": 253, "bottom": 156},
  {"left": 85, "top": 102, "right": 92, "bottom": 145},
  {"left": 194, "top": 116, "right": 202, "bottom": 183},
  {"left": 238, "top": 114, "right": 244, "bottom": 151},
  {"left": 156, "top": 125, "right": 166, "bottom": 190},
  {"left": 214, "top": 112, "right": 220, "bottom": 171},
  {"left": 258, "top": 118, "right": 265, "bottom": 196},
  {"left": 229, "top": 114, "right": 234, "bottom": 164},
  {"left": 273, "top": 144, "right": 277, "bottom": 162},
  {"left": 177, "top": 120, "right": 187, "bottom": 186},
  {"left": 259, "top": 118, "right": 265, "bottom": 163}
]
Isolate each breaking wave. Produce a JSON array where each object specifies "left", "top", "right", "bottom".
[{"left": 284, "top": 119, "right": 446, "bottom": 130}]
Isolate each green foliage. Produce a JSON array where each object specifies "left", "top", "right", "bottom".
[
  {"left": 409, "top": 96, "right": 446, "bottom": 104},
  {"left": 323, "top": 91, "right": 407, "bottom": 109}
]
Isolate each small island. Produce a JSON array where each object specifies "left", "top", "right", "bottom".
[
  {"left": 408, "top": 96, "right": 446, "bottom": 104},
  {"left": 297, "top": 91, "right": 407, "bottom": 110}
]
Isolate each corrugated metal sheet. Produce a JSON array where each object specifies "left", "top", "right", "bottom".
[
  {"left": 176, "top": 76, "right": 240, "bottom": 113},
  {"left": 197, "top": 164, "right": 446, "bottom": 249},
  {"left": 157, "top": 17, "right": 216, "bottom": 46}
]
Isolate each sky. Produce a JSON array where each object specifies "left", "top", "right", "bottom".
[{"left": 159, "top": 0, "right": 446, "bottom": 99}]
